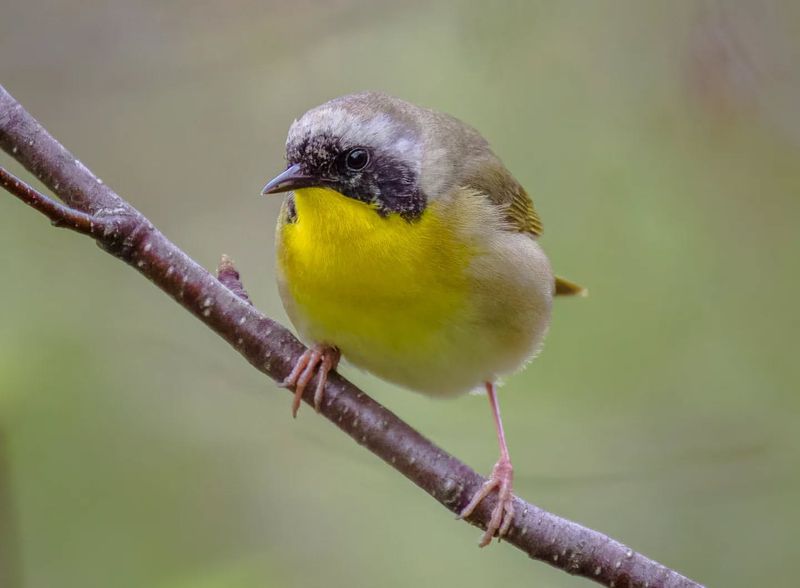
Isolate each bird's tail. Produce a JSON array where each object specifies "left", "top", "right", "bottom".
[{"left": 554, "top": 276, "right": 588, "bottom": 297}]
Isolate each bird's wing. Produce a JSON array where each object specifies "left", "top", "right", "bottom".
[
  {"left": 505, "top": 182, "right": 544, "bottom": 236},
  {"left": 463, "top": 159, "right": 543, "bottom": 237},
  {"left": 464, "top": 159, "right": 587, "bottom": 297}
]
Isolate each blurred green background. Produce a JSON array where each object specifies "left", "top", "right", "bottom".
[{"left": 1, "top": 1, "right": 799, "bottom": 586}]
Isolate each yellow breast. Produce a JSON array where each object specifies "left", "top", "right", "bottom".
[{"left": 277, "top": 188, "right": 474, "bottom": 363}]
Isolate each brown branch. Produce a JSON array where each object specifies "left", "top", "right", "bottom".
[{"left": 0, "top": 84, "right": 704, "bottom": 588}]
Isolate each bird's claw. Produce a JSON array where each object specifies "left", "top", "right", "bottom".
[
  {"left": 458, "top": 457, "right": 515, "bottom": 547},
  {"left": 281, "top": 345, "right": 340, "bottom": 417}
]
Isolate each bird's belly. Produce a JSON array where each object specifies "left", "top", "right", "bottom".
[
  {"left": 276, "top": 188, "right": 552, "bottom": 396},
  {"left": 281, "top": 271, "right": 491, "bottom": 396},
  {"left": 288, "top": 281, "right": 470, "bottom": 387}
]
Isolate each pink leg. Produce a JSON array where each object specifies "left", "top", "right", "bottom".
[
  {"left": 458, "top": 381, "right": 515, "bottom": 547},
  {"left": 281, "top": 344, "right": 340, "bottom": 418}
]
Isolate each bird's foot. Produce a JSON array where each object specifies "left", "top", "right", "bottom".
[
  {"left": 458, "top": 457, "right": 515, "bottom": 547},
  {"left": 282, "top": 344, "right": 340, "bottom": 417}
]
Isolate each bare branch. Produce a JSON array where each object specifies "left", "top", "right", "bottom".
[{"left": 0, "top": 84, "right": 704, "bottom": 588}]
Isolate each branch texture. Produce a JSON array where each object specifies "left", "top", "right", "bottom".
[{"left": 0, "top": 84, "right": 703, "bottom": 588}]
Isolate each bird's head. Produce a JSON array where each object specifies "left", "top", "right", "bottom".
[{"left": 262, "top": 92, "right": 491, "bottom": 221}]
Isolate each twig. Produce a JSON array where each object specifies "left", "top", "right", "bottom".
[
  {"left": 217, "top": 254, "right": 253, "bottom": 306},
  {"left": 0, "top": 84, "right": 704, "bottom": 588},
  {"left": 0, "top": 167, "right": 106, "bottom": 236}
]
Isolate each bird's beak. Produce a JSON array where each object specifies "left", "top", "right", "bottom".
[{"left": 261, "top": 163, "right": 321, "bottom": 195}]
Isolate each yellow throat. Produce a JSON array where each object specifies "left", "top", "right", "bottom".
[{"left": 277, "top": 187, "right": 474, "bottom": 360}]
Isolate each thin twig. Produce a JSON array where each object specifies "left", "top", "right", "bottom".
[
  {"left": 217, "top": 254, "right": 253, "bottom": 306},
  {"left": 0, "top": 167, "right": 105, "bottom": 236},
  {"left": 0, "top": 84, "right": 704, "bottom": 588}
]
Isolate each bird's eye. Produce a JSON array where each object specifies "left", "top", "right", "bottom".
[{"left": 344, "top": 148, "right": 370, "bottom": 171}]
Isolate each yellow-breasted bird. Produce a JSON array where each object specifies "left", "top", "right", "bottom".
[{"left": 262, "top": 92, "right": 585, "bottom": 546}]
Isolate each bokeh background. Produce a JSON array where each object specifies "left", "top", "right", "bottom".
[{"left": 1, "top": 2, "right": 799, "bottom": 587}]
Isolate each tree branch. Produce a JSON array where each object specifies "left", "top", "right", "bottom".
[{"left": 0, "top": 84, "right": 703, "bottom": 588}]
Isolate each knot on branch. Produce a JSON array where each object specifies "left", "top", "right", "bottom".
[{"left": 100, "top": 214, "right": 154, "bottom": 262}]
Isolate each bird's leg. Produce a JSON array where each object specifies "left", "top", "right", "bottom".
[
  {"left": 458, "top": 381, "right": 515, "bottom": 547},
  {"left": 282, "top": 344, "right": 340, "bottom": 417}
]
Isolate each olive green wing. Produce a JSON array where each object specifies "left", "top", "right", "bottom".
[
  {"left": 464, "top": 160, "right": 586, "bottom": 296},
  {"left": 505, "top": 182, "right": 544, "bottom": 236},
  {"left": 464, "top": 160, "right": 544, "bottom": 237}
]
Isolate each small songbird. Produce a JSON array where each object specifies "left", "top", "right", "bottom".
[{"left": 262, "top": 92, "right": 584, "bottom": 546}]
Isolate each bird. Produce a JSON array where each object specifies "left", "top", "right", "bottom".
[{"left": 261, "top": 92, "right": 585, "bottom": 547}]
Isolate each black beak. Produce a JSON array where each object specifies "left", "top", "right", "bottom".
[{"left": 261, "top": 163, "right": 322, "bottom": 195}]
